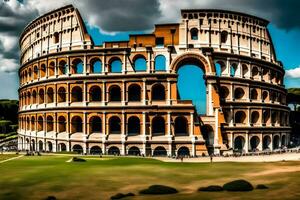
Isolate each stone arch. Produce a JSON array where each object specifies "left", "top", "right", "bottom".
[
  {"left": 153, "top": 146, "right": 167, "bottom": 157},
  {"left": 128, "top": 146, "right": 141, "bottom": 156},
  {"left": 57, "top": 87, "right": 66, "bottom": 102},
  {"left": 89, "top": 116, "right": 102, "bottom": 133},
  {"left": 90, "top": 146, "right": 102, "bottom": 154},
  {"left": 38, "top": 140, "right": 43, "bottom": 151},
  {"left": 128, "top": 84, "right": 141, "bottom": 102},
  {"left": 251, "top": 111, "right": 260, "bottom": 124},
  {"left": 59, "top": 143, "right": 67, "bottom": 151},
  {"left": 108, "top": 146, "right": 120, "bottom": 155},
  {"left": 190, "top": 27, "right": 198, "bottom": 40},
  {"left": 89, "top": 86, "right": 101, "bottom": 102},
  {"left": 250, "top": 88, "right": 258, "bottom": 100},
  {"left": 58, "top": 116, "right": 66, "bottom": 132},
  {"left": 133, "top": 54, "right": 147, "bottom": 71},
  {"left": 71, "top": 116, "right": 82, "bottom": 133},
  {"left": 71, "top": 86, "right": 83, "bottom": 102},
  {"left": 152, "top": 116, "right": 165, "bottom": 136},
  {"left": 263, "top": 135, "right": 271, "bottom": 150},
  {"left": 127, "top": 116, "right": 140, "bottom": 135},
  {"left": 281, "top": 135, "right": 287, "bottom": 147},
  {"left": 109, "top": 85, "right": 121, "bottom": 101},
  {"left": 151, "top": 83, "right": 165, "bottom": 101},
  {"left": 235, "top": 111, "right": 246, "bottom": 124},
  {"left": 46, "top": 115, "right": 54, "bottom": 132},
  {"left": 250, "top": 136, "right": 260, "bottom": 151},
  {"left": 109, "top": 116, "right": 121, "bottom": 134},
  {"left": 273, "top": 135, "right": 280, "bottom": 149},
  {"left": 174, "top": 116, "right": 188, "bottom": 136},
  {"left": 46, "top": 87, "right": 54, "bottom": 103},
  {"left": 234, "top": 136, "right": 245, "bottom": 152},
  {"left": 177, "top": 146, "right": 190, "bottom": 157},
  {"left": 72, "top": 144, "right": 83, "bottom": 154},
  {"left": 90, "top": 58, "right": 102, "bottom": 73}
]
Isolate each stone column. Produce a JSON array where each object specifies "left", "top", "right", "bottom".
[{"left": 167, "top": 81, "right": 171, "bottom": 105}]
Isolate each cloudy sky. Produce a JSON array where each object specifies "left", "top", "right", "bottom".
[{"left": 0, "top": 0, "right": 299, "bottom": 99}]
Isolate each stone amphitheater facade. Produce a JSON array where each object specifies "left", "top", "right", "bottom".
[{"left": 17, "top": 5, "right": 291, "bottom": 156}]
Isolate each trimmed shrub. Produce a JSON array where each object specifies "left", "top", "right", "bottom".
[
  {"left": 110, "top": 193, "right": 135, "bottom": 199},
  {"left": 139, "top": 185, "right": 178, "bottom": 195},
  {"left": 256, "top": 184, "right": 268, "bottom": 189},
  {"left": 198, "top": 185, "right": 223, "bottom": 192},
  {"left": 45, "top": 196, "right": 56, "bottom": 200},
  {"left": 223, "top": 180, "right": 253, "bottom": 191},
  {"left": 72, "top": 157, "right": 86, "bottom": 162}
]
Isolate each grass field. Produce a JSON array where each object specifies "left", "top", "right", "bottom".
[{"left": 0, "top": 154, "right": 300, "bottom": 200}]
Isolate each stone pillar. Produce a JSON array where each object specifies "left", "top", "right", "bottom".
[
  {"left": 143, "top": 79, "right": 147, "bottom": 105},
  {"left": 167, "top": 81, "right": 171, "bottom": 105},
  {"left": 121, "top": 112, "right": 126, "bottom": 155},
  {"left": 245, "top": 134, "right": 249, "bottom": 153},
  {"left": 102, "top": 81, "right": 106, "bottom": 105}
]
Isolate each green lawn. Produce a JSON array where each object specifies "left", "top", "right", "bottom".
[
  {"left": 0, "top": 153, "right": 19, "bottom": 162},
  {"left": 0, "top": 154, "right": 300, "bottom": 200}
]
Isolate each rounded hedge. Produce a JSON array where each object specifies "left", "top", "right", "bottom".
[
  {"left": 223, "top": 180, "right": 253, "bottom": 191},
  {"left": 256, "top": 184, "right": 268, "bottom": 189},
  {"left": 139, "top": 185, "right": 178, "bottom": 195},
  {"left": 198, "top": 185, "right": 223, "bottom": 192},
  {"left": 110, "top": 192, "right": 135, "bottom": 199}
]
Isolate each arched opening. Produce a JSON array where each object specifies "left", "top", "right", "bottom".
[
  {"left": 72, "top": 59, "right": 84, "bottom": 74},
  {"left": 271, "top": 111, "right": 278, "bottom": 124},
  {"left": 250, "top": 136, "right": 260, "bottom": 151},
  {"left": 109, "top": 86, "right": 121, "bottom": 102},
  {"left": 174, "top": 116, "right": 188, "bottom": 136},
  {"left": 89, "top": 86, "right": 101, "bottom": 102},
  {"left": 59, "top": 143, "right": 67, "bottom": 151},
  {"left": 263, "top": 136, "right": 271, "bottom": 150},
  {"left": 221, "top": 31, "right": 228, "bottom": 43},
  {"left": 128, "top": 116, "right": 140, "bottom": 135},
  {"left": 27, "top": 92, "right": 31, "bottom": 105},
  {"left": 263, "top": 110, "right": 270, "bottom": 124},
  {"left": 58, "top": 60, "right": 68, "bottom": 75},
  {"left": 250, "top": 89, "right": 258, "bottom": 100},
  {"left": 262, "top": 91, "right": 268, "bottom": 102},
  {"left": 71, "top": 116, "right": 82, "bottom": 133},
  {"left": 90, "top": 146, "right": 102, "bottom": 155},
  {"left": 273, "top": 135, "right": 280, "bottom": 149},
  {"left": 134, "top": 56, "right": 147, "bottom": 71},
  {"left": 242, "top": 64, "right": 248, "bottom": 77},
  {"left": 108, "top": 146, "right": 120, "bottom": 155},
  {"left": 31, "top": 117, "right": 35, "bottom": 131},
  {"left": 235, "top": 111, "right": 246, "bottom": 124},
  {"left": 281, "top": 135, "right": 286, "bottom": 147},
  {"left": 34, "top": 66, "right": 39, "bottom": 79},
  {"left": 90, "top": 59, "right": 102, "bottom": 73},
  {"left": 53, "top": 32, "right": 59, "bottom": 43},
  {"left": 28, "top": 69, "right": 32, "bottom": 81},
  {"left": 46, "top": 116, "right": 54, "bottom": 132},
  {"left": 31, "top": 139, "right": 35, "bottom": 151},
  {"left": 154, "top": 55, "right": 166, "bottom": 71},
  {"left": 252, "top": 66, "right": 259, "bottom": 79},
  {"left": 234, "top": 136, "right": 245, "bottom": 152},
  {"left": 57, "top": 87, "right": 66, "bottom": 102},
  {"left": 38, "top": 140, "right": 43, "bottom": 151},
  {"left": 40, "top": 64, "right": 46, "bottom": 77},
  {"left": 109, "top": 116, "right": 121, "bottom": 134},
  {"left": 251, "top": 111, "right": 259, "bottom": 124},
  {"left": 152, "top": 116, "right": 165, "bottom": 136},
  {"left": 46, "top": 88, "right": 54, "bottom": 103},
  {"left": 32, "top": 90, "right": 37, "bottom": 104},
  {"left": 190, "top": 28, "right": 198, "bottom": 40},
  {"left": 201, "top": 125, "right": 214, "bottom": 155},
  {"left": 177, "top": 63, "right": 206, "bottom": 114},
  {"left": 215, "top": 61, "right": 226, "bottom": 76},
  {"left": 234, "top": 88, "right": 245, "bottom": 99},
  {"left": 128, "top": 84, "right": 141, "bottom": 102},
  {"left": 219, "top": 86, "right": 229, "bottom": 100},
  {"left": 71, "top": 86, "right": 83, "bottom": 102},
  {"left": 38, "top": 89, "right": 45, "bottom": 104},
  {"left": 110, "top": 58, "right": 122, "bottom": 73},
  {"left": 72, "top": 144, "right": 83, "bottom": 154},
  {"left": 48, "top": 62, "right": 55, "bottom": 76},
  {"left": 37, "top": 116, "right": 43, "bottom": 132},
  {"left": 26, "top": 117, "right": 30, "bottom": 130},
  {"left": 152, "top": 84, "right": 165, "bottom": 101},
  {"left": 153, "top": 146, "right": 167, "bottom": 157},
  {"left": 177, "top": 146, "right": 190, "bottom": 157},
  {"left": 58, "top": 116, "right": 66, "bottom": 133},
  {"left": 128, "top": 146, "right": 141, "bottom": 156},
  {"left": 230, "top": 63, "right": 237, "bottom": 77},
  {"left": 47, "top": 141, "right": 53, "bottom": 152},
  {"left": 90, "top": 116, "right": 102, "bottom": 133}
]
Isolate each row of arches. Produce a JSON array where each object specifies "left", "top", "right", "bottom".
[
  {"left": 20, "top": 83, "right": 167, "bottom": 106},
  {"left": 20, "top": 55, "right": 167, "bottom": 84},
  {"left": 19, "top": 115, "right": 190, "bottom": 136}
]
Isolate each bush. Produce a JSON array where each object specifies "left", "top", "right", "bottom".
[
  {"left": 223, "top": 180, "right": 253, "bottom": 191},
  {"left": 198, "top": 185, "right": 223, "bottom": 192},
  {"left": 110, "top": 193, "right": 135, "bottom": 199},
  {"left": 45, "top": 196, "right": 56, "bottom": 200},
  {"left": 256, "top": 184, "right": 268, "bottom": 189},
  {"left": 72, "top": 157, "right": 86, "bottom": 162},
  {"left": 139, "top": 185, "right": 178, "bottom": 195}
]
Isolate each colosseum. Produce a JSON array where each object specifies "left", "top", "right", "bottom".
[{"left": 17, "top": 5, "right": 291, "bottom": 156}]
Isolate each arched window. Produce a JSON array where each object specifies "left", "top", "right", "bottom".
[
  {"left": 58, "top": 116, "right": 66, "bottom": 133},
  {"left": 71, "top": 116, "right": 82, "bottom": 133},
  {"left": 128, "top": 146, "right": 141, "bottom": 156},
  {"left": 108, "top": 146, "right": 120, "bottom": 155},
  {"left": 252, "top": 66, "right": 259, "bottom": 78},
  {"left": 91, "top": 59, "right": 102, "bottom": 73},
  {"left": 89, "top": 86, "right": 101, "bottom": 102},
  {"left": 134, "top": 56, "right": 147, "bottom": 71},
  {"left": 71, "top": 86, "right": 83, "bottom": 102},
  {"left": 72, "top": 59, "right": 83, "bottom": 74},
  {"left": 57, "top": 87, "right": 66, "bottom": 103},
  {"left": 109, "top": 116, "right": 121, "bottom": 134},
  {"left": 31, "top": 117, "right": 35, "bottom": 131},
  {"left": 110, "top": 58, "right": 122, "bottom": 73},
  {"left": 235, "top": 111, "right": 246, "bottom": 124},
  {"left": 58, "top": 60, "right": 68, "bottom": 75},
  {"left": 152, "top": 84, "right": 165, "bottom": 101},
  {"left": 242, "top": 64, "right": 248, "bottom": 77},
  {"left": 153, "top": 146, "right": 167, "bottom": 156},
  {"left": 90, "top": 116, "right": 102, "bottom": 133},
  {"left": 37, "top": 116, "right": 43, "bottom": 131},
  {"left": 234, "top": 136, "right": 245, "bottom": 151},
  {"left": 154, "top": 55, "right": 166, "bottom": 71},
  {"left": 34, "top": 66, "right": 38, "bottom": 79},
  {"left": 152, "top": 116, "right": 165, "bottom": 136},
  {"left": 234, "top": 88, "right": 245, "bottom": 99},
  {"left": 263, "top": 136, "right": 271, "bottom": 150},
  {"left": 263, "top": 110, "right": 270, "bottom": 124},
  {"left": 128, "top": 84, "right": 141, "bottom": 102},
  {"left": 221, "top": 31, "right": 228, "bottom": 43},
  {"left": 38, "top": 89, "right": 44, "bottom": 104},
  {"left": 230, "top": 63, "right": 237, "bottom": 77},
  {"left": 90, "top": 146, "right": 102, "bottom": 155},
  {"left": 32, "top": 90, "right": 37, "bottom": 104},
  {"left": 53, "top": 32, "right": 59, "bottom": 43},
  {"left": 27, "top": 92, "right": 31, "bottom": 105},
  {"left": 174, "top": 116, "right": 188, "bottom": 136},
  {"left": 262, "top": 91, "right": 268, "bottom": 102},
  {"left": 251, "top": 111, "right": 259, "bottom": 124},
  {"left": 72, "top": 144, "right": 83, "bottom": 154},
  {"left": 40, "top": 64, "right": 46, "bottom": 77},
  {"left": 220, "top": 86, "right": 229, "bottom": 99},
  {"left": 28, "top": 69, "right": 32, "bottom": 81},
  {"left": 215, "top": 61, "right": 226, "bottom": 76},
  {"left": 109, "top": 86, "right": 121, "bottom": 102},
  {"left": 46, "top": 88, "right": 54, "bottom": 103},
  {"left": 127, "top": 116, "right": 140, "bottom": 135},
  {"left": 48, "top": 62, "right": 55, "bottom": 76},
  {"left": 273, "top": 135, "right": 280, "bottom": 149},
  {"left": 250, "top": 89, "right": 258, "bottom": 100},
  {"left": 190, "top": 28, "right": 198, "bottom": 40},
  {"left": 271, "top": 111, "right": 277, "bottom": 124},
  {"left": 46, "top": 116, "right": 54, "bottom": 132}
]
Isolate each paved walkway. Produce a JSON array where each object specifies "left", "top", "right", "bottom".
[{"left": 156, "top": 152, "right": 300, "bottom": 163}]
